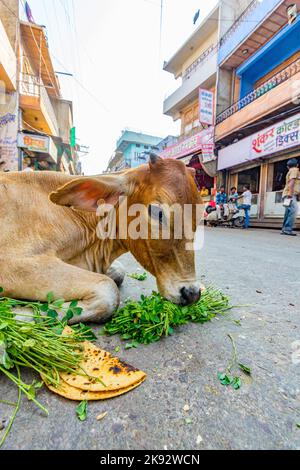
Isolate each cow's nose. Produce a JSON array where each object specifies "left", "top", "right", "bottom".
[{"left": 180, "top": 286, "right": 201, "bottom": 306}]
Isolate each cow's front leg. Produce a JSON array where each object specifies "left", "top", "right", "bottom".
[
  {"left": 1, "top": 255, "right": 120, "bottom": 324},
  {"left": 105, "top": 260, "right": 126, "bottom": 287}
]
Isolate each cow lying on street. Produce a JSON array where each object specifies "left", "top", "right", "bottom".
[{"left": 0, "top": 155, "right": 202, "bottom": 323}]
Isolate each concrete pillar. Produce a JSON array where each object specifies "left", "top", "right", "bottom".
[{"left": 216, "top": 0, "right": 253, "bottom": 116}]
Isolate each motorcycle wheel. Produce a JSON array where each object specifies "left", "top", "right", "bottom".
[{"left": 233, "top": 216, "right": 245, "bottom": 228}]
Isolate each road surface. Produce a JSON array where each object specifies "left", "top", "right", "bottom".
[{"left": 1, "top": 228, "right": 300, "bottom": 450}]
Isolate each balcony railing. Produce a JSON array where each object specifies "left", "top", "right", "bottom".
[
  {"left": 216, "top": 58, "right": 300, "bottom": 125},
  {"left": 182, "top": 43, "right": 218, "bottom": 81},
  {"left": 19, "top": 73, "right": 58, "bottom": 135}
]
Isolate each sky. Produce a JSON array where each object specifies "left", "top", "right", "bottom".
[{"left": 22, "top": 0, "right": 218, "bottom": 174}]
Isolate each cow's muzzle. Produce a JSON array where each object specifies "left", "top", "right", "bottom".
[{"left": 180, "top": 286, "right": 201, "bottom": 306}]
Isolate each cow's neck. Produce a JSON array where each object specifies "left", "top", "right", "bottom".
[{"left": 69, "top": 210, "right": 132, "bottom": 274}]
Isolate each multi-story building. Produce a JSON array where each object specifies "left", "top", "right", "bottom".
[
  {"left": 161, "top": 4, "right": 221, "bottom": 196},
  {"left": 0, "top": 0, "right": 81, "bottom": 174},
  {"left": 215, "top": 0, "right": 300, "bottom": 227},
  {"left": 106, "top": 130, "right": 162, "bottom": 173}
]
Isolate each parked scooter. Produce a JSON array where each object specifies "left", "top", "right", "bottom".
[{"left": 204, "top": 202, "right": 245, "bottom": 228}]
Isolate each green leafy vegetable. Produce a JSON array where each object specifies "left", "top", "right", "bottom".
[
  {"left": 218, "top": 334, "right": 251, "bottom": 391},
  {"left": 104, "top": 288, "right": 231, "bottom": 345},
  {"left": 0, "top": 290, "right": 94, "bottom": 447},
  {"left": 238, "top": 363, "right": 251, "bottom": 375},
  {"left": 128, "top": 273, "right": 148, "bottom": 281},
  {"left": 76, "top": 400, "right": 88, "bottom": 421},
  {"left": 125, "top": 341, "right": 139, "bottom": 350}
]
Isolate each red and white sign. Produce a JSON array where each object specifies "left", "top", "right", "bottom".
[
  {"left": 202, "top": 143, "right": 215, "bottom": 163},
  {"left": 199, "top": 89, "right": 214, "bottom": 126},
  {"left": 218, "top": 112, "right": 300, "bottom": 171},
  {"left": 160, "top": 127, "right": 214, "bottom": 160},
  {"left": 251, "top": 114, "right": 300, "bottom": 158}
]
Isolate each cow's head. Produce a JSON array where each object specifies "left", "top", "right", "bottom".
[{"left": 50, "top": 156, "right": 202, "bottom": 305}]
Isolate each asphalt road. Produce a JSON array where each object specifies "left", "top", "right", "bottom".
[{"left": 1, "top": 228, "right": 300, "bottom": 450}]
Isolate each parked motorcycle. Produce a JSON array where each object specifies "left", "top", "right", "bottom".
[{"left": 204, "top": 202, "right": 245, "bottom": 228}]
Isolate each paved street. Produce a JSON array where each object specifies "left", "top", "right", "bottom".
[{"left": 1, "top": 228, "right": 300, "bottom": 450}]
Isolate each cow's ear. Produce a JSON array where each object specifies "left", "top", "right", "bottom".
[
  {"left": 49, "top": 176, "right": 126, "bottom": 212},
  {"left": 149, "top": 153, "right": 163, "bottom": 169}
]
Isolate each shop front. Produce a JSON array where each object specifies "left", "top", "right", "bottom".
[
  {"left": 18, "top": 132, "right": 58, "bottom": 171},
  {"left": 160, "top": 128, "right": 217, "bottom": 201},
  {"left": 218, "top": 113, "right": 300, "bottom": 228}
]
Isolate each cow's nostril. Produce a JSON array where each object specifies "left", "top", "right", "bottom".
[{"left": 180, "top": 287, "right": 201, "bottom": 306}]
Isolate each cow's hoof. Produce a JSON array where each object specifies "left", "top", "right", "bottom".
[{"left": 106, "top": 261, "right": 125, "bottom": 288}]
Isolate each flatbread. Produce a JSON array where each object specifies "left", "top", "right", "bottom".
[
  {"left": 60, "top": 340, "right": 146, "bottom": 392},
  {"left": 43, "top": 375, "right": 145, "bottom": 401}
]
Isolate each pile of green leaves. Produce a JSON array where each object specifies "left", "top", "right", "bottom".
[
  {"left": 0, "top": 288, "right": 95, "bottom": 448},
  {"left": 104, "top": 288, "right": 231, "bottom": 345}
]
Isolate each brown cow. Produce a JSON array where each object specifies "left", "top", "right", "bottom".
[{"left": 0, "top": 155, "right": 202, "bottom": 323}]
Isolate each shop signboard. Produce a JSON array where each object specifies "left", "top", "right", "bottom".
[
  {"left": 199, "top": 89, "right": 214, "bottom": 126},
  {"left": 160, "top": 127, "right": 214, "bottom": 160},
  {"left": 18, "top": 133, "right": 49, "bottom": 153},
  {"left": 218, "top": 113, "right": 300, "bottom": 170},
  {"left": 18, "top": 132, "right": 58, "bottom": 163},
  {"left": 250, "top": 114, "right": 300, "bottom": 158}
]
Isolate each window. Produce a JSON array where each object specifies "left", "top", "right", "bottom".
[
  {"left": 144, "top": 145, "right": 149, "bottom": 150},
  {"left": 272, "top": 157, "right": 300, "bottom": 192},
  {"left": 237, "top": 166, "right": 261, "bottom": 194},
  {"left": 136, "top": 144, "right": 141, "bottom": 148}
]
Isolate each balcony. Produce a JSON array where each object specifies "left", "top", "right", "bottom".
[
  {"left": 19, "top": 73, "right": 59, "bottom": 136},
  {"left": 163, "top": 45, "right": 218, "bottom": 120},
  {"left": 215, "top": 57, "right": 300, "bottom": 141},
  {"left": 0, "top": 18, "right": 16, "bottom": 91},
  {"left": 218, "top": 0, "right": 286, "bottom": 69}
]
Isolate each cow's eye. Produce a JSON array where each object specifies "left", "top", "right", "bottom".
[{"left": 148, "top": 204, "right": 164, "bottom": 224}]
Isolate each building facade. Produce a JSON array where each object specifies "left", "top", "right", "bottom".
[
  {"left": 161, "top": 0, "right": 299, "bottom": 227},
  {"left": 0, "top": 0, "right": 81, "bottom": 174},
  {"left": 162, "top": 4, "right": 222, "bottom": 198},
  {"left": 106, "top": 130, "right": 162, "bottom": 173},
  {"left": 215, "top": 0, "right": 300, "bottom": 227}
]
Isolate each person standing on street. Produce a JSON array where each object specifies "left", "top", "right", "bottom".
[
  {"left": 281, "top": 159, "right": 300, "bottom": 236},
  {"left": 237, "top": 185, "right": 252, "bottom": 229}
]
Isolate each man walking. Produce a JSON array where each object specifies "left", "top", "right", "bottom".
[
  {"left": 281, "top": 159, "right": 299, "bottom": 236},
  {"left": 237, "top": 185, "right": 252, "bottom": 229}
]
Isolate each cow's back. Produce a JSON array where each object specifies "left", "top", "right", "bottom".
[{"left": 0, "top": 172, "right": 88, "bottom": 257}]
